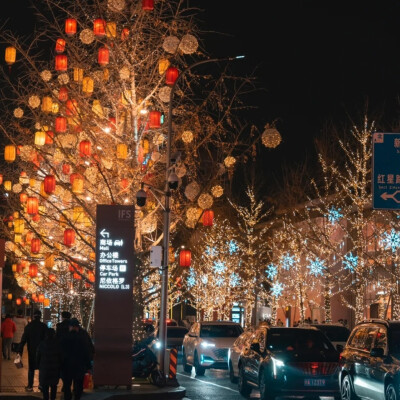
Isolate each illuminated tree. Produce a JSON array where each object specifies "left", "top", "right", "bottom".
[{"left": 0, "top": 0, "right": 265, "bottom": 326}]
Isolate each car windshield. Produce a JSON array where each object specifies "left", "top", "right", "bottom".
[
  {"left": 389, "top": 326, "right": 400, "bottom": 355},
  {"left": 267, "top": 329, "right": 335, "bottom": 352},
  {"left": 200, "top": 324, "right": 243, "bottom": 338},
  {"left": 167, "top": 327, "right": 188, "bottom": 338},
  {"left": 313, "top": 325, "right": 350, "bottom": 342}
]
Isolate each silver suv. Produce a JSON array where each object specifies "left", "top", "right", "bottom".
[{"left": 182, "top": 321, "right": 243, "bottom": 376}]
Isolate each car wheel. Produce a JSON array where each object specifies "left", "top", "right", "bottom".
[
  {"left": 386, "top": 383, "right": 398, "bottom": 400},
  {"left": 194, "top": 352, "right": 205, "bottom": 376},
  {"left": 238, "top": 364, "right": 252, "bottom": 397},
  {"left": 229, "top": 360, "right": 238, "bottom": 383},
  {"left": 341, "top": 375, "right": 357, "bottom": 400},
  {"left": 259, "top": 368, "right": 274, "bottom": 400},
  {"left": 182, "top": 349, "right": 192, "bottom": 373}
]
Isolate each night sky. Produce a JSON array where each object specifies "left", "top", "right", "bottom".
[{"left": 3, "top": 0, "right": 400, "bottom": 189}]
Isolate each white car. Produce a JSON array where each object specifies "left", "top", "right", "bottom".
[
  {"left": 227, "top": 327, "right": 255, "bottom": 383},
  {"left": 182, "top": 321, "right": 243, "bottom": 376}
]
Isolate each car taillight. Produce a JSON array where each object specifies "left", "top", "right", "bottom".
[{"left": 311, "top": 363, "right": 319, "bottom": 369}]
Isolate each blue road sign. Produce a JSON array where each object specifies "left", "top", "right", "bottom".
[{"left": 372, "top": 132, "right": 400, "bottom": 209}]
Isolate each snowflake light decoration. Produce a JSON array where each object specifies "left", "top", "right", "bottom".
[
  {"left": 205, "top": 246, "right": 217, "bottom": 256},
  {"left": 271, "top": 281, "right": 284, "bottom": 297},
  {"left": 266, "top": 264, "right": 278, "bottom": 279},
  {"left": 201, "top": 275, "right": 208, "bottom": 285},
  {"left": 381, "top": 229, "right": 400, "bottom": 253},
  {"left": 229, "top": 273, "right": 240, "bottom": 287},
  {"left": 215, "top": 276, "right": 225, "bottom": 287},
  {"left": 228, "top": 240, "right": 238, "bottom": 255},
  {"left": 281, "top": 253, "right": 295, "bottom": 270},
  {"left": 187, "top": 269, "right": 196, "bottom": 288},
  {"left": 307, "top": 257, "right": 325, "bottom": 277},
  {"left": 327, "top": 206, "right": 343, "bottom": 224},
  {"left": 343, "top": 252, "right": 358, "bottom": 272},
  {"left": 213, "top": 261, "right": 226, "bottom": 274}
]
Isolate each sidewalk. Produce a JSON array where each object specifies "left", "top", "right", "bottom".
[{"left": 0, "top": 352, "right": 186, "bottom": 400}]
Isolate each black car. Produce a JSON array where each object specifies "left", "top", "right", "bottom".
[
  {"left": 238, "top": 326, "right": 341, "bottom": 400},
  {"left": 339, "top": 319, "right": 400, "bottom": 400},
  {"left": 310, "top": 324, "right": 351, "bottom": 349}
]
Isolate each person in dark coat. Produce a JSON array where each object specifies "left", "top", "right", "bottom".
[
  {"left": 36, "top": 328, "right": 62, "bottom": 400},
  {"left": 61, "top": 318, "right": 91, "bottom": 400},
  {"left": 19, "top": 309, "right": 48, "bottom": 391},
  {"left": 55, "top": 311, "right": 71, "bottom": 342}
]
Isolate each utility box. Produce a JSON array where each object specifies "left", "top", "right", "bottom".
[{"left": 150, "top": 246, "right": 162, "bottom": 267}]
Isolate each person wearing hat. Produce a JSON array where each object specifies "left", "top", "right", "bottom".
[
  {"left": 60, "top": 318, "right": 92, "bottom": 400},
  {"left": 19, "top": 309, "right": 48, "bottom": 392}
]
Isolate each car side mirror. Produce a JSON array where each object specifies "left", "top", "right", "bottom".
[
  {"left": 336, "top": 344, "right": 344, "bottom": 352},
  {"left": 370, "top": 347, "right": 384, "bottom": 358},
  {"left": 250, "top": 342, "right": 261, "bottom": 353}
]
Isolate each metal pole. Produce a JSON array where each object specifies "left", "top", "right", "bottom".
[{"left": 158, "top": 56, "right": 244, "bottom": 373}]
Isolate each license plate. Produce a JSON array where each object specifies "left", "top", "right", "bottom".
[{"left": 304, "top": 379, "right": 326, "bottom": 387}]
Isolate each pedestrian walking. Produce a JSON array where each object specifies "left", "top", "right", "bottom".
[
  {"left": 56, "top": 311, "right": 71, "bottom": 341},
  {"left": 19, "top": 309, "right": 48, "bottom": 392},
  {"left": 12, "top": 309, "right": 28, "bottom": 353},
  {"left": 61, "top": 318, "right": 92, "bottom": 400},
  {"left": 37, "top": 328, "right": 63, "bottom": 400},
  {"left": 1, "top": 314, "right": 16, "bottom": 360}
]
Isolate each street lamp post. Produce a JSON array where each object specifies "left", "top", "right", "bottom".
[{"left": 159, "top": 56, "right": 244, "bottom": 374}]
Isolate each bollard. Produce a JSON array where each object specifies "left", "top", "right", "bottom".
[{"left": 167, "top": 347, "right": 179, "bottom": 387}]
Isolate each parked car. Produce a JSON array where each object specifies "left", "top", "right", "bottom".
[
  {"left": 151, "top": 325, "right": 189, "bottom": 352},
  {"left": 182, "top": 321, "right": 243, "bottom": 376},
  {"left": 309, "top": 323, "right": 350, "bottom": 349},
  {"left": 238, "top": 326, "right": 341, "bottom": 400},
  {"left": 339, "top": 319, "right": 400, "bottom": 400},
  {"left": 228, "top": 327, "right": 255, "bottom": 383}
]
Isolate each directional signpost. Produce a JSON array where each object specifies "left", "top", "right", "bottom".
[{"left": 372, "top": 132, "right": 400, "bottom": 209}]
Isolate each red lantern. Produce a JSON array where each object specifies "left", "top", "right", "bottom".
[
  {"left": 0, "top": 174, "right": 3, "bottom": 184},
  {"left": 64, "top": 228, "right": 75, "bottom": 247},
  {"left": 66, "top": 99, "right": 78, "bottom": 116},
  {"left": 44, "top": 175, "right": 56, "bottom": 194},
  {"left": 62, "top": 163, "right": 71, "bottom": 175},
  {"left": 38, "top": 294, "right": 45, "bottom": 303},
  {"left": 45, "top": 131, "right": 54, "bottom": 145},
  {"left": 29, "top": 263, "right": 38, "bottom": 278},
  {"left": 31, "top": 238, "right": 41, "bottom": 254},
  {"left": 179, "top": 249, "right": 191, "bottom": 267},
  {"left": 79, "top": 140, "right": 91, "bottom": 157},
  {"left": 202, "top": 209, "right": 214, "bottom": 226},
  {"left": 27, "top": 197, "right": 38, "bottom": 215},
  {"left": 65, "top": 19, "right": 77, "bottom": 36},
  {"left": 20, "top": 193, "right": 28, "bottom": 203},
  {"left": 166, "top": 67, "right": 179, "bottom": 86},
  {"left": 149, "top": 111, "right": 161, "bottom": 129},
  {"left": 93, "top": 19, "right": 106, "bottom": 36},
  {"left": 55, "top": 55, "right": 68, "bottom": 71},
  {"left": 98, "top": 46, "right": 109, "bottom": 66},
  {"left": 142, "top": 0, "right": 154, "bottom": 10},
  {"left": 16, "top": 298, "right": 22, "bottom": 306},
  {"left": 58, "top": 86, "right": 68, "bottom": 102},
  {"left": 69, "top": 173, "right": 82, "bottom": 184},
  {"left": 55, "top": 38, "right": 66, "bottom": 53},
  {"left": 121, "top": 28, "right": 129, "bottom": 40},
  {"left": 17, "top": 263, "right": 24, "bottom": 273},
  {"left": 32, "top": 214, "right": 40, "bottom": 222},
  {"left": 32, "top": 293, "right": 38, "bottom": 302},
  {"left": 49, "top": 273, "right": 56, "bottom": 283},
  {"left": 55, "top": 116, "right": 67, "bottom": 133}
]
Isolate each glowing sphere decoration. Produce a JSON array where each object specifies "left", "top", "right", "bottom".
[{"left": 261, "top": 125, "right": 282, "bottom": 149}]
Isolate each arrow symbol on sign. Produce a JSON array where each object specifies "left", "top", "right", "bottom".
[
  {"left": 381, "top": 191, "right": 400, "bottom": 203},
  {"left": 100, "top": 229, "right": 109, "bottom": 238}
]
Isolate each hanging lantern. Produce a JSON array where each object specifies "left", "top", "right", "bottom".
[
  {"left": 32, "top": 294, "right": 38, "bottom": 302},
  {"left": 5, "top": 46, "right": 16, "bottom": 65},
  {"left": 70, "top": 173, "right": 80, "bottom": 184},
  {"left": 65, "top": 19, "right": 77, "bottom": 36},
  {"left": 159, "top": 58, "right": 170, "bottom": 75},
  {"left": 179, "top": 249, "right": 191, "bottom": 267},
  {"left": 31, "top": 238, "right": 41, "bottom": 254},
  {"left": 55, "top": 116, "right": 67, "bottom": 132},
  {"left": 79, "top": 140, "right": 91, "bottom": 157},
  {"left": 202, "top": 209, "right": 214, "bottom": 226},
  {"left": 74, "top": 67, "right": 84, "bottom": 82},
  {"left": 106, "top": 22, "right": 117, "bottom": 38},
  {"left": 41, "top": 97, "right": 53, "bottom": 113},
  {"left": 12, "top": 263, "right": 17, "bottom": 272},
  {"left": 82, "top": 77, "right": 94, "bottom": 95},
  {"left": 121, "top": 28, "right": 129, "bottom": 40},
  {"left": 64, "top": 228, "right": 75, "bottom": 247},
  {"left": 98, "top": 46, "right": 109, "bottom": 66},
  {"left": 44, "top": 175, "right": 56, "bottom": 194},
  {"left": 66, "top": 99, "right": 78, "bottom": 116},
  {"left": 58, "top": 86, "right": 68, "bottom": 102},
  {"left": 165, "top": 67, "right": 179, "bottom": 86},
  {"left": 34, "top": 131, "right": 46, "bottom": 146},
  {"left": 45, "top": 131, "right": 54, "bottom": 145},
  {"left": 27, "top": 197, "right": 38, "bottom": 215},
  {"left": 7, "top": 293, "right": 12, "bottom": 300},
  {"left": 25, "top": 298, "right": 30, "bottom": 305},
  {"left": 49, "top": 273, "right": 56, "bottom": 283},
  {"left": 62, "top": 163, "right": 71, "bottom": 175},
  {"left": 20, "top": 193, "right": 28, "bottom": 203},
  {"left": 93, "top": 19, "right": 106, "bottom": 36},
  {"left": 117, "top": 143, "right": 128, "bottom": 159},
  {"left": 72, "top": 177, "right": 84, "bottom": 194},
  {"left": 4, "top": 181, "right": 12, "bottom": 191},
  {"left": 142, "top": 0, "right": 154, "bottom": 10},
  {"left": 55, "top": 38, "right": 66, "bottom": 53},
  {"left": 14, "top": 218, "right": 25, "bottom": 234},
  {"left": 29, "top": 263, "right": 38, "bottom": 278},
  {"left": 4, "top": 145, "right": 16, "bottom": 162},
  {"left": 149, "top": 111, "right": 161, "bottom": 128},
  {"left": 38, "top": 294, "right": 45, "bottom": 303},
  {"left": 44, "top": 298, "right": 50, "bottom": 307},
  {"left": 55, "top": 55, "right": 68, "bottom": 71},
  {"left": 0, "top": 174, "right": 3, "bottom": 185},
  {"left": 16, "top": 298, "right": 22, "bottom": 306}
]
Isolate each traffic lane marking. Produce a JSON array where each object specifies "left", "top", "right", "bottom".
[{"left": 177, "top": 372, "right": 239, "bottom": 393}]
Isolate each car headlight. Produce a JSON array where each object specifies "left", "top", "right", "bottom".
[
  {"left": 201, "top": 341, "right": 216, "bottom": 348},
  {"left": 155, "top": 341, "right": 161, "bottom": 349},
  {"left": 271, "top": 357, "right": 284, "bottom": 377}
]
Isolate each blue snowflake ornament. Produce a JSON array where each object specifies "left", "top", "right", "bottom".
[
  {"left": 266, "top": 264, "right": 278, "bottom": 279},
  {"left": 228, "top": 240, "right": 239, "bottom": 255},
  {"left": 271, "top": 281, "right": 284, "bottom": 297},
  {"left": 213, "top": 261, "right": 226, "bottom": 274},
  {"left": 229, "top": 272, "right": 240, "bottom": 287},
  {"left": 343, "top": 252, "right": 358, "bottom": 272},
  {"left": 307, "top": 257, "right": 325, "bottom": 277},
  {"left": 281, "top": 253, "right": 296, "bottom": 270},
  {"left": 327, "top": 206, "right": 343, "bottom": 224},
  {"left": 381, "top": 229, "right": 400, "bottom": 253}
]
